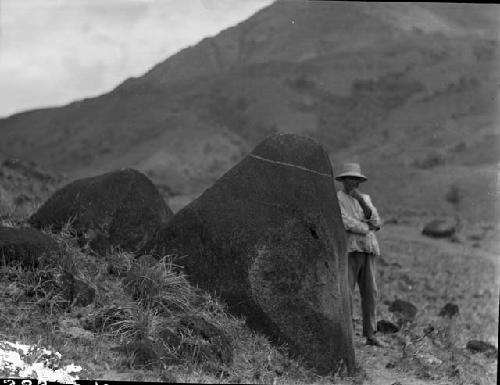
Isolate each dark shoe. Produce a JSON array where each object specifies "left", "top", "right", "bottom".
[{"left": 366, "top": 336, "right": 384, "bottom": 347}]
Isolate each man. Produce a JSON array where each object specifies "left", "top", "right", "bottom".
[{"left": 335, "top": 162, "right": 383, "bottom": 347}]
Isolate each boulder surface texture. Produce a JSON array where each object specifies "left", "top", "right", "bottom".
[
  {"left": 0, "top": 226, "right": 58, "bottom": 267},
  {"left": 144, "top": 133, "right": 354, "bottom": 374},
  {"left": 30, "top": 169, "right": 172, "bottom": 255}
]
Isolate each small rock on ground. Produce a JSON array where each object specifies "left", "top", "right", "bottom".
[
  {"left": 388, "top": 299, "right": 417, "bottom": 322},
  {"left": 438, "top": 302, "right": 459, "bottom": 318}
]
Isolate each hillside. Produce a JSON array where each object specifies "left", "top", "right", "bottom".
[
  {"left": 0, "top": 1, "right": 499, "bottom": 222},
  {"left": 0, "top": 158, "right": 63, "bottom": 219}
]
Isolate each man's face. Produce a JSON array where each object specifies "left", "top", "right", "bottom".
[{"left": 342, "top": 177, "right": 361, "bottom": 191}]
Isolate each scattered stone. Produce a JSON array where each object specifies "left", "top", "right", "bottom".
[
  {"left": 466, "top": 340, "right": 497, "bottom": 358},
  {"left": 439, "top": 303, "right": 459, "bottom": 318},
  {"left": 449, "top": 234, "right": 464, "bottom": 244},
  {"left": 29, "top": 169, "right": 173, "bottom": 255},
  {"left": 179, "top": 315, "right": 233, "bottom": 365},
  {"left": 143, "top": 133, "right": 354, "bottom": 374},
  {"left": 422, "top": 218, "right": 456, "bottom": 238},
  {"left": 377, "top": 320, "right": 399, "bottom": 334},
  {"left": 388, "top": 299, "right": 417, "bottom": 322},
  {"left": 0, "top": 226, "right": 58, "bottom": 267},
  {"left": 57, "top": 272, "right": 95, "bottom": 307}
]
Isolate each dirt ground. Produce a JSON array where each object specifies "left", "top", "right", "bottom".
[{"left": 340, "top": 222, "right": 499, "bottom": 385}]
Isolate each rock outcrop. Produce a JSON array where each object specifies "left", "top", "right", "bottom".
[
  {"left": 29, "top": 169, "right": 172, "bottom": 255},
  {"left": 0, "top": 226, "right": 58, "bottom": 267},
  {"left": 144, "top": 133, "right": 354, "bottom": 374}
]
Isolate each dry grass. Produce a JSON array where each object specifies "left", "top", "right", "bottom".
[{"left": 122, "top": 255, "right": 195, "bottom": 315}]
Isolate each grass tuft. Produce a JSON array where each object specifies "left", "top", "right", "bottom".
[{"left": 122, "top": 255, "right": 195, "bottom": 315}]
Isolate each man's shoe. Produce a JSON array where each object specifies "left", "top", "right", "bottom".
[{"left": 366, "top": 336, "right": 384, "bottom": 347}]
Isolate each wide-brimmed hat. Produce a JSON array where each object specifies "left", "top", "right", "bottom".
[{"left": 334, "top": 162, "right": 367, "bottom": 182}]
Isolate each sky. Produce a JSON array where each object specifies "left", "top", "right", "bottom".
[{"left": 0, "top": 0, "right": 274, "bottom": 118}]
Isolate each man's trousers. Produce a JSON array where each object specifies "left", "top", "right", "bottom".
[{"left": 348, "top": 251, "right": 378, "bottom": 338}]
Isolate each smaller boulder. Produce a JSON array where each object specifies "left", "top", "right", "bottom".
[
  {"left": 422, "top": 219, "right": 456, "bottom": 238},
  {"left": 29, "top": 169, "right": 173, "bottom": 255},
  {"left": 377, "top": 320, "right": 400, "bottom": 334},
  {"left": 0, "top": 226, "right": 58, "bottom": 267},
  {"left": 466, "top": 340, "right": 497, "bottom": 358},
  {"left": 388, "top": 299, "right": 417, "bottom": 322},
  {"left": 438, "top": 303, "right": 459, "bottom": 318}
]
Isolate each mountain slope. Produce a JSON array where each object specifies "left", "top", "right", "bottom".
[{"left": 0, "top": 1, "right": 499, "bottom": 222}]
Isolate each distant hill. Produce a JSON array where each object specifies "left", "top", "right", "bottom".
[
  {"left": 0, "top": 1, "right": 499, "bottom": 222},
  {"left": 0, "top": 158, "right": 64, "bottom": 219}
]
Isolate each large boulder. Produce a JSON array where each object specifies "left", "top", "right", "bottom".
[
  {"left": 144, "top": 133, "right": 354, "bottom": 374},
  {"left": 29, "top": 169, "right": 173, "bottom": 255},
  {"left": 0, "top": 226, "right": 58, "bottom": 267}
]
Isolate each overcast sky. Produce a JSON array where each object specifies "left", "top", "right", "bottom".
[{"left": 0, "top": 0, "right": 274, "bottom": 118}]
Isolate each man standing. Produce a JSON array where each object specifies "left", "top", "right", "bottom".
[{"left": 335, "top": 162, "right": 383, "bottom": 347}]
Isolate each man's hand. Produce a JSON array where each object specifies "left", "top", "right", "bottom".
[
  {"left": 349, "top": 188, "right": 364, "bottom": 202},
  {"left": 350, "top": 188, "right": 372, "bottom": 219}
]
